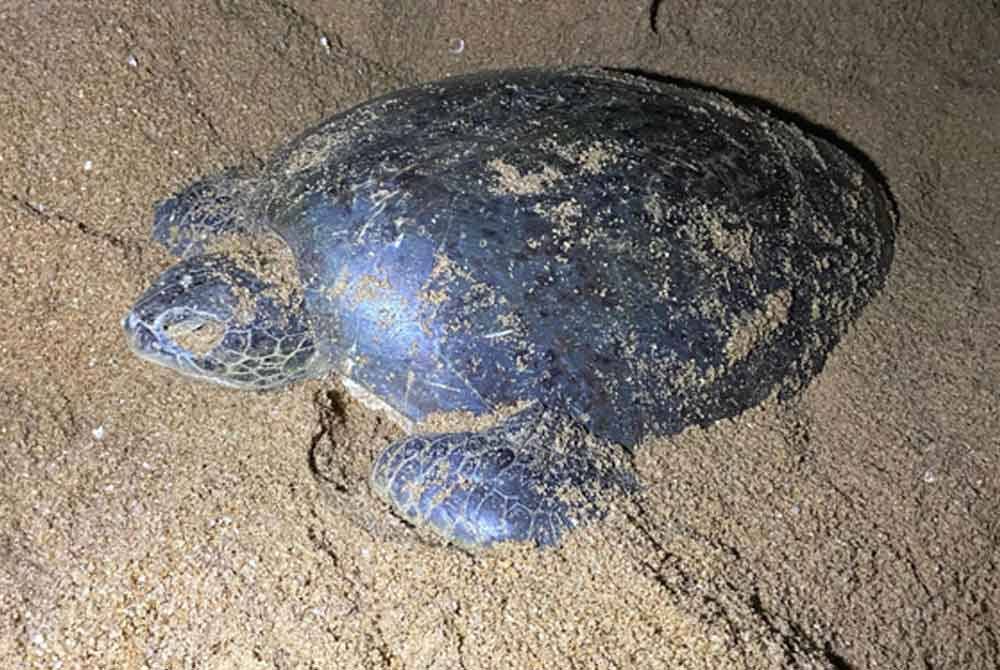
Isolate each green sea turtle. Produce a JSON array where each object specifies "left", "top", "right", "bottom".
[{"left": 123, "top": 68, "right": 894, "bottom": 549}]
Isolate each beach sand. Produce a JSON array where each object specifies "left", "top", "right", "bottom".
[{"left": 2, "top": 1, "right": 998, "bottom": 667}]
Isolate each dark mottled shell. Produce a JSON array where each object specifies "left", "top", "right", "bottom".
[{"left": 261, "top": 68, "right": 893, "bottom": 446}]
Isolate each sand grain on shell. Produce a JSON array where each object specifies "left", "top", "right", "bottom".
[
  {"left": 487, "top": 158, "right": 565, "bottom": 196},
  {"left": 725, "top": 288, "right": 792, "bottom": 363}
]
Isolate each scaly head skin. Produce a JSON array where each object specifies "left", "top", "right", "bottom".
[{"left": 123, "top": 254, "right": 318, "bottom": 390}]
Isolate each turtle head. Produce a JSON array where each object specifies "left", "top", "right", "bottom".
[{"left": 123, "top": 254, "right": 318, "bottom": 390}]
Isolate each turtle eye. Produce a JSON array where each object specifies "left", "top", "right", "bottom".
[{"left": 158, "top": 309, "right": 226, "bottom": 355}]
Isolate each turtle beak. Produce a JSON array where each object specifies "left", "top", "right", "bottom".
[
  {"left": 123, "top": 310, "right": 189, "bottom": 365},
  {"left": 123, "top": 312, "right": 159, "bottom": 355},
  {"left": 123, "top": 309, "right": 192, "bottom": 373},
  {"left": 123, "top": 309, "right": 222, "bottom": 385}
]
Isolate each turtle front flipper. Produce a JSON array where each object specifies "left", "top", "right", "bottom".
[
  {"left": 371, "top": 404, "right": 637, "bottom": 549},
  {"left": 153, "top": 169, "right": 262, "bottom": 257}
]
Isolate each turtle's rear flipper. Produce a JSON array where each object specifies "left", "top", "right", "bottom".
[
  {"left": 371, "top": 403, "right": 637, "bottom": 549},
  {"left": 152, "top": 169, "right": 261, "bottom": 258}
]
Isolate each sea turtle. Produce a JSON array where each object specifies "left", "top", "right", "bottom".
[{"left": 123, "top": 68, "right": 894, "bottom": 549}]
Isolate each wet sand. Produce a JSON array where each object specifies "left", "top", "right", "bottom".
[{"left": 2, "top": 2, "right": 998, "bottom": 668}]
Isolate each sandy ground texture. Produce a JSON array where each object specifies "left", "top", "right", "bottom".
[{"left": 1, "top": 1, "right": 998, "bottom": 668}]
